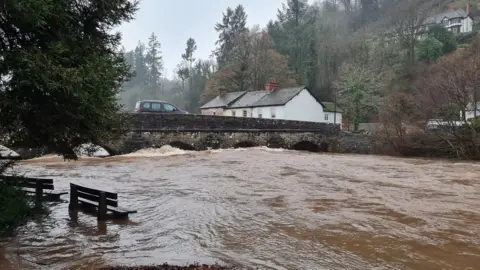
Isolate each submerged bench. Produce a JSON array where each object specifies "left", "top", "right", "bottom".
[
  {"left": 0, "top": 175, "right": 67, "bottom": 202},
  {"left": 68, "top": 183, "right": 137, "bottom": 220}
]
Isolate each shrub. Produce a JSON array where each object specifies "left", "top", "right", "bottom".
[{"left": 0, "top": 182, "right": 33, "bottom": 235}]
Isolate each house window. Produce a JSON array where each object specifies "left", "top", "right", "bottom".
[
  {"left": 242, "top": 110, "right": 247, "bottom": 117},
  {"left": 450, "top": 18, "right": 461, "bottom": 24},
  {"left": 213, "top": 112, "right": 216, "bottom": 115},
  {"left": 271, "top": 108, "right": 276, "bottom": 118},
  {"left": 258, "top": 114, "right": 263, "bottom": 118},
  {"left": 324, "top": 114, "right": 329, "bottom": 121},
  {"left": 451, "top": 26, "right": 461, "bottom": 34},
  {"left": 232, "top": 111, "right": 236, "bottom": 117}
]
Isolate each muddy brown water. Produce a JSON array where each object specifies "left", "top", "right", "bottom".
[{"left": 1, "top": 147, "right": 480, "bottom": 270}]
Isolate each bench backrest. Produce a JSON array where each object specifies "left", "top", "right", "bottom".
[
  {"left": 70, "top": 183, "right": 118, "bottom": 207},
  {"left": 0, "top": 175, "right": 54, "bottom": 190}
]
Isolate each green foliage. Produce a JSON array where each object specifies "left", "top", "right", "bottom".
[
  {"left": 214, "top": 5, "right": 248, "bottom": 68},
  {"left": 267, "top": 0, "right": 311, "bottom": 85},
  {"left": 456, "top": 32, "right": 478, "bottom": 45},
  {"left": 427, "top": 24, "right": 457, "bottom": 54},
  {"left": 0, "top": 182, "right": 33, "bottom": 235},
  {"left": 418, "top": 37, "right": 444, "bottom": 62},
  {"left": 182, "top": 38, "right": 197, "bottom": 64},
  {"left": 0, "top": 0, "right": 138, "bottom": 159},
  {"left": 335, "top": 62, "right": 383, "bottom": 131},
  {"left": 145, "top": 33, "right": 163, "bottom": 98}
]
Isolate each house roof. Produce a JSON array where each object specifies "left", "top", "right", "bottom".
[
  {"left": 200, "top": 86, "right": 330, "bottom": 111},
  {"left": 200, "top": 91, "right": 246, "bottom": 109},
  {"left": 424, "top": 10, "right": 469, "bottom": 25},
  {"left": 322, "top": 102, "right": 343, "bottom": 113},
  {"left": 228, "top": 90, "right": 266, "bottom": 108},
  {"left": 250, "top": 86, "right": 306, "bottom": 107}
]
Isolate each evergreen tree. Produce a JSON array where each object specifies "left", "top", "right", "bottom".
[
  {"left": 145, "top": 33, "right": 163, "bottom": 98},
  {"left": 182, "top": 37, "right": 197, "bottom": 96},
  {"left": 268, "top": 0, "right": 311, "bottom": 85},
  {"left": 427, "top": 24, "right": 457, "bottom": 55},
  {"left": 0, "top": 0, "right": 138, "bottom": 159},
  {"left": 133, "top": 42, "right": 148, "bottom": 91},
  {"left": 214, "top": 5, "right": 248, "bottom": 68}
]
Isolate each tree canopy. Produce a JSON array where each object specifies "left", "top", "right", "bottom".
[{"left": 0, "top": 0, "right": 138, "bottom": 159}]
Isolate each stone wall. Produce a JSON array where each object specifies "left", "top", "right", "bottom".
[
  {"left": 129, "top": 113, "right": 340, "bottom": 135},
  {"left": 107, "top": 131, "right": 332, "bottom": 154},
  {"left": 332, "top": 133, "right": 377, "bottom": 154}
]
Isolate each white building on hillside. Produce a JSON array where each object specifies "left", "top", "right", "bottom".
[
  {"left": 461, "top": 102, "right": 480, "bottom": 121},
  {"left": 200, "top": 79, "right": 343, "bottom": 127},
  {"left": 423, "top": 9, "right": 473, "bottom": 35}
]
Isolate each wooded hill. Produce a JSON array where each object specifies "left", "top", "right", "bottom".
[{"left": 118, "top": 0, "right": 480, "bottom": 125}]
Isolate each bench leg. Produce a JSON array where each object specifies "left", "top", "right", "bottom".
[
  {"left": 69, "top": 183, "right": 78, "bottom": 211},
  {"left": 35, "top": 182, "right": 42, "bottom": 208},
  {"left": 98, "top": 191, "right": 107, "bottom": 220}
]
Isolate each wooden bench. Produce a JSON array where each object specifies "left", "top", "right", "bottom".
[
  {"left": 68, "top": 183, "right": 137, "bottom": 220},
  {"left": 0, "top": 175, "right": 68, "bottom": 202}
]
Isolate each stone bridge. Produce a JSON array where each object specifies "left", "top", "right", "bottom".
[
  {"left": 3, "top": 113, "right": 374, "bottom": 159},
  {"left": 101, "top": 113, "right": 343, "bottom": 155}
]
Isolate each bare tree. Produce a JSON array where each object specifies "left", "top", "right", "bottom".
[{"left": 414, "top": 40, "right": 480, "bottom": 159}]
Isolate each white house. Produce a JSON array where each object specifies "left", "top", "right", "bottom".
[
  {"left": 200, "top": 81, "right": 343, "bottom": 127},
  {"left": 223, "top": 91, "right": 265, "bottom": 118},
  {"left": 461, "top": 102, "right": 480, "bottom": 121},
  {"left": 384, "top": 6, "right": 474, "bottom": 44},
  {"left": 199, "top": 89, "right": 245, "bottom": 116},
  {"left": 423, "top": 8, "right": 473, "bottom": 35},
  {"left": 321, "top": 102, "right": 343, "bottom": 126}
]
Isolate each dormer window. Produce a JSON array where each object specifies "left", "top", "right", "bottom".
[{"left": 450, "top": 18, "right": 461, "bottom": 24}]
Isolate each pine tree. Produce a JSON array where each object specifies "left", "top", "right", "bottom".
[
  {"left": 182, "top": 38, "right": 197, "bottom": 98},
  {"left": 0, "top": 0, "right": 138, "bottom": 159},
  {"left": 214, "top": 5, "right": 248, "bottom": 68},
  {"left": 145, "top": 33, "right": 163, "bottom": 98},
  {"left": 133, "top": 41, "right": 148, "bottom": 91}
]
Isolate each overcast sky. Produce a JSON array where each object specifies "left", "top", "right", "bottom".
[{"left": 116, "top": 0, "right": 314, "bottom": 79}]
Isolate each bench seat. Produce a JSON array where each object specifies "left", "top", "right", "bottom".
[{"left": 71, "top": 183, "right": 136, "bottom": 220}]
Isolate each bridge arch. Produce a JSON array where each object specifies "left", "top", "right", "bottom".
[
  {"left": 291, "top": 141, "right": 328, "bottom": 153},
  {"left": 234, "top": 141, "right": 258, "bottom": 149},
  {"left": 266, "top": 136, "right": 286, "bottom": 149},
  {"left": 98, "top": 144, "right": 118, "bottom": 156},
  {"left": 0, "top": 145, "right": 21, "bottom": 160},
  {"left": 167, "top": 141, "right": 196, "bottom": 151}
]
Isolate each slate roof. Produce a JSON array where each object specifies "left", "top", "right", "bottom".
[
  {"left": 322, "top": 102, "right": 343, "bottom": 113},
  {"left": 200, "top": 86, "right": 336, "bottom": 112},
  {"left": 424, "top": 10, "right": 469, "bottom": 25},
  {"left": 228, "top": 91, "right": 266, "bottom": 108},
  {"left": 200, "top": 91, "right": 245, "bottom": 109},
  {"left": 251, "top": 86, "right": 306, "bottom": 107}
]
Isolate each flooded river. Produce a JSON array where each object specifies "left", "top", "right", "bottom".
[{"left": 1, "top": 146, "right": 480, "bottom": 269}]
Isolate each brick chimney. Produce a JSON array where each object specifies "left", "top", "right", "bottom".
[
  {"left": 467, "top": 2, "right": 470, "bottom": 15},
  {"left": 264, "top": 82, "right": 272, "bottom": 94},
  {"left": 218, "top": 88, "right": 228, "bottom": 96},
  {"left": 265, "top": 78, "right": 279, "bottom": 94}
]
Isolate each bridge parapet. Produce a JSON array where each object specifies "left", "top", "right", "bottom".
[{"left": 129, "top": 113, "right": 340, "bottom": 135}]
